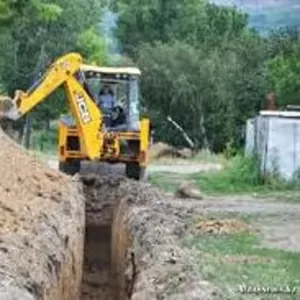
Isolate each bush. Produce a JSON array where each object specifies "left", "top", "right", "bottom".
[{"left": 31, "top": 128, "right": 57, "bottom": 154}]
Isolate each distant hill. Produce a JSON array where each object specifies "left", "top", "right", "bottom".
[{"left": 211, "top": 0, "right": 300, "bottom": 32}]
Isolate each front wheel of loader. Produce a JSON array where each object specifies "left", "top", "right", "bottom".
[
  {"left": 59, "top": 159, "right": 81, "bottom": 176},
  {"left": 125, "top": 162, "right": 146, "bottom": 181}
]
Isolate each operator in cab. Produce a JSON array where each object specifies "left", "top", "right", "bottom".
[
  {"left": 97, "top": 85, "right": 115, "bottom": 112},
  {"left": 97, "top": 84, "right": 115, "bottom": 127}
]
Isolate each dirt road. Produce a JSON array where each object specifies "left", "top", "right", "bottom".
[
  {"left": 170, "top": 195, "right": 300, "bottom": 252},
  {"left": 46, "top": 159, "right": 222, "bottom": 175}
]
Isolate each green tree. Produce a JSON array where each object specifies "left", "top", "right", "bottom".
[
  {"left": 0, "top": 0, "right": 108, "bottom": 144},
  {"left": 115, "top": 0, "right": 249, "bottom": 54},
  {"left": 267, "top": 44, "right": 300, "bottom": 107},
  {"left": 115, "top": 0, "right": 268, "bottom": 151},
  {"left": 77, "top": 28, "right": 109, "bottom": 65}
]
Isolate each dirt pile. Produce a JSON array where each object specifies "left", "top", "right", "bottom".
[
  {"left": 196, "top": 219, "right": 252, "bottom": 235},
  {"left": 0, "top": 128, "right": 85, "bottom": 300},
  {"left": 149, "top": 142, "right": 193, "bottom": 160},
  {"left": 81, "top": 174, "right": 220, "bottom": 300}
]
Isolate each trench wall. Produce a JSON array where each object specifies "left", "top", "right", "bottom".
[
  {"left": 83, "top": 175, "right": 218, "bottom": 300},
  {"left": 0, "top": 129, "right": 85, "bottom": 300},
  {"left": 82, "top": 175, "right": 158, "bottom": 300},
  {"left": 0, "top": 178, "right": 85, "bottom": 300}
]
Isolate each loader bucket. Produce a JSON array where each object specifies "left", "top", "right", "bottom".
[
  {"left": 0, "top": 96, "right": 14, "bottom": 112},
  {"left": 0, "top": 96, "right": 19, "bottom": 120}
]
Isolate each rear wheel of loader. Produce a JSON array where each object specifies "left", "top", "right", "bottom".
[
  {"left": 125, "top": 162, "right": 145, "bottom": 181},
  {"left": 59, "top": 159, "right": 81, "bottom": 175}
]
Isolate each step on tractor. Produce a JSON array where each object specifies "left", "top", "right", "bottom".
[{"left": 0, "top": 53, "right": 151, "bottom": 180}]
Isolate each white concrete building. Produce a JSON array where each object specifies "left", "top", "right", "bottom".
[{"left": 245, "top": 110, "right": 300, "bottom": 181}]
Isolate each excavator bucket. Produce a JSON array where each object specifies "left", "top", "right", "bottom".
[
  {"left": 0, "top": 96, "right": 14, "bottom": 113},
  {"left": 0, "top": 93, "right": 20, "bottom": 120}
]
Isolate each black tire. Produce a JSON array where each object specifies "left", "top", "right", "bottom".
[
  {"left": 125, "top": 162, "right": 146, "bottom": 180},
  {"left": 59, "top": 159, "right": 81, "bottom": 175}
]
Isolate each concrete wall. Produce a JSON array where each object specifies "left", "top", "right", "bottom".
[{"left": 245, "top": 118, "right": 254, "bottom": 156}]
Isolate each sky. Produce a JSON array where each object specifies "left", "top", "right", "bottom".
[{"left": 210, "top": 0, "right": 298, "bottom": 12}]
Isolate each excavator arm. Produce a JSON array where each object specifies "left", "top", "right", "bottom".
[{"left": 0, "top": 53, "right": 103, "bottom": 159}]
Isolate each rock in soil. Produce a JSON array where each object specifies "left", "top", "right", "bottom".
[{"left": 175, "top": 182, "right": 204, "bottom": 200}]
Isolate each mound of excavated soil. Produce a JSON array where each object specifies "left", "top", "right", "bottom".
[
  {"left": 0, "top": 129, "right": 85, "bottom": 300},
  {"left": 196, "top": 219, "right": 252, "bottom": 235},
  {"left": 149, "top": 142, "right": 193, "bottom": 160},
  {"left": 81, "top": 175, "right": 220, "bottom": 300}
]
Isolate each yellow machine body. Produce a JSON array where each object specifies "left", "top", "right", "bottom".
[{"left": 58, "top": 118, "right": 150, "bottom": 166}]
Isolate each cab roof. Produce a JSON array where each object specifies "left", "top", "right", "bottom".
[{"left": 80, "top": 64, "right": 141, "bottom": 76}]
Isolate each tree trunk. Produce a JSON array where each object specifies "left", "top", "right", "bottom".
[
  {"left": 167, "top": 115, "right": 195, "bottom": 149},
  {"left": 199, "top": 112, "right": 209, "bottom": 151}
]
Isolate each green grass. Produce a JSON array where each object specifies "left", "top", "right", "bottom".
[
  {"left": 184, "top": 219, "right": 300, "bottom": 299},
  {"left": 148, "top": 171, "right": 184, "bottom": 193},
  {"left": 149, "top": 155, "right": 300, "bottom": 203},
  {"left": 191, "top": 155, "right": 300, "bottom": 196}
]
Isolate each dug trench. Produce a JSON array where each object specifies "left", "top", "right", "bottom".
[
  {"left": 79, "top": 174, "right": 218, "bottom": 300},
  {"left": 80, "top": 175, "right": 128, "bottom": 300}
]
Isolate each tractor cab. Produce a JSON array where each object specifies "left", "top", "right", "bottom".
[{"left": 79, "top": 65, "right": 141, "bottom": 132}]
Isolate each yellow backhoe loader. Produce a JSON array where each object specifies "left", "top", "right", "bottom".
[{"left": 0, "top": 53, "right": 151, "bottom": 180}]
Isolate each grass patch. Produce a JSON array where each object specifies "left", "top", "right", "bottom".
[
  {"left": 149, "top": 155, "right": 300, "bottom": 203},
  {"left": 184, "top": 218, "right": 300, "bottom": 299},
  {"left": 148, "top": 172, "right": 184, "bottom": 193},
  {"left": 191, "top": 155, "right": 300, "bottom": 196}
]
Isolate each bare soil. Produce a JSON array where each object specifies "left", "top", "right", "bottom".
[
  {"left": 46, "top": 159, "right": 222, "bottom": 175},
  {"left": 79, "top": 174, "right": 220, "bottom": 300},
  {"left": 196, "top": 219, "right": 252, "bottom": 235},
  {"left": 0, "top": 128, "right": 85, "bottom": 300},
  {"left": 81, "top": 225, "right": 115, "bottom": 300},
  {"left": 170, "top": 194, "right": 300, "bottom": 252}
]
